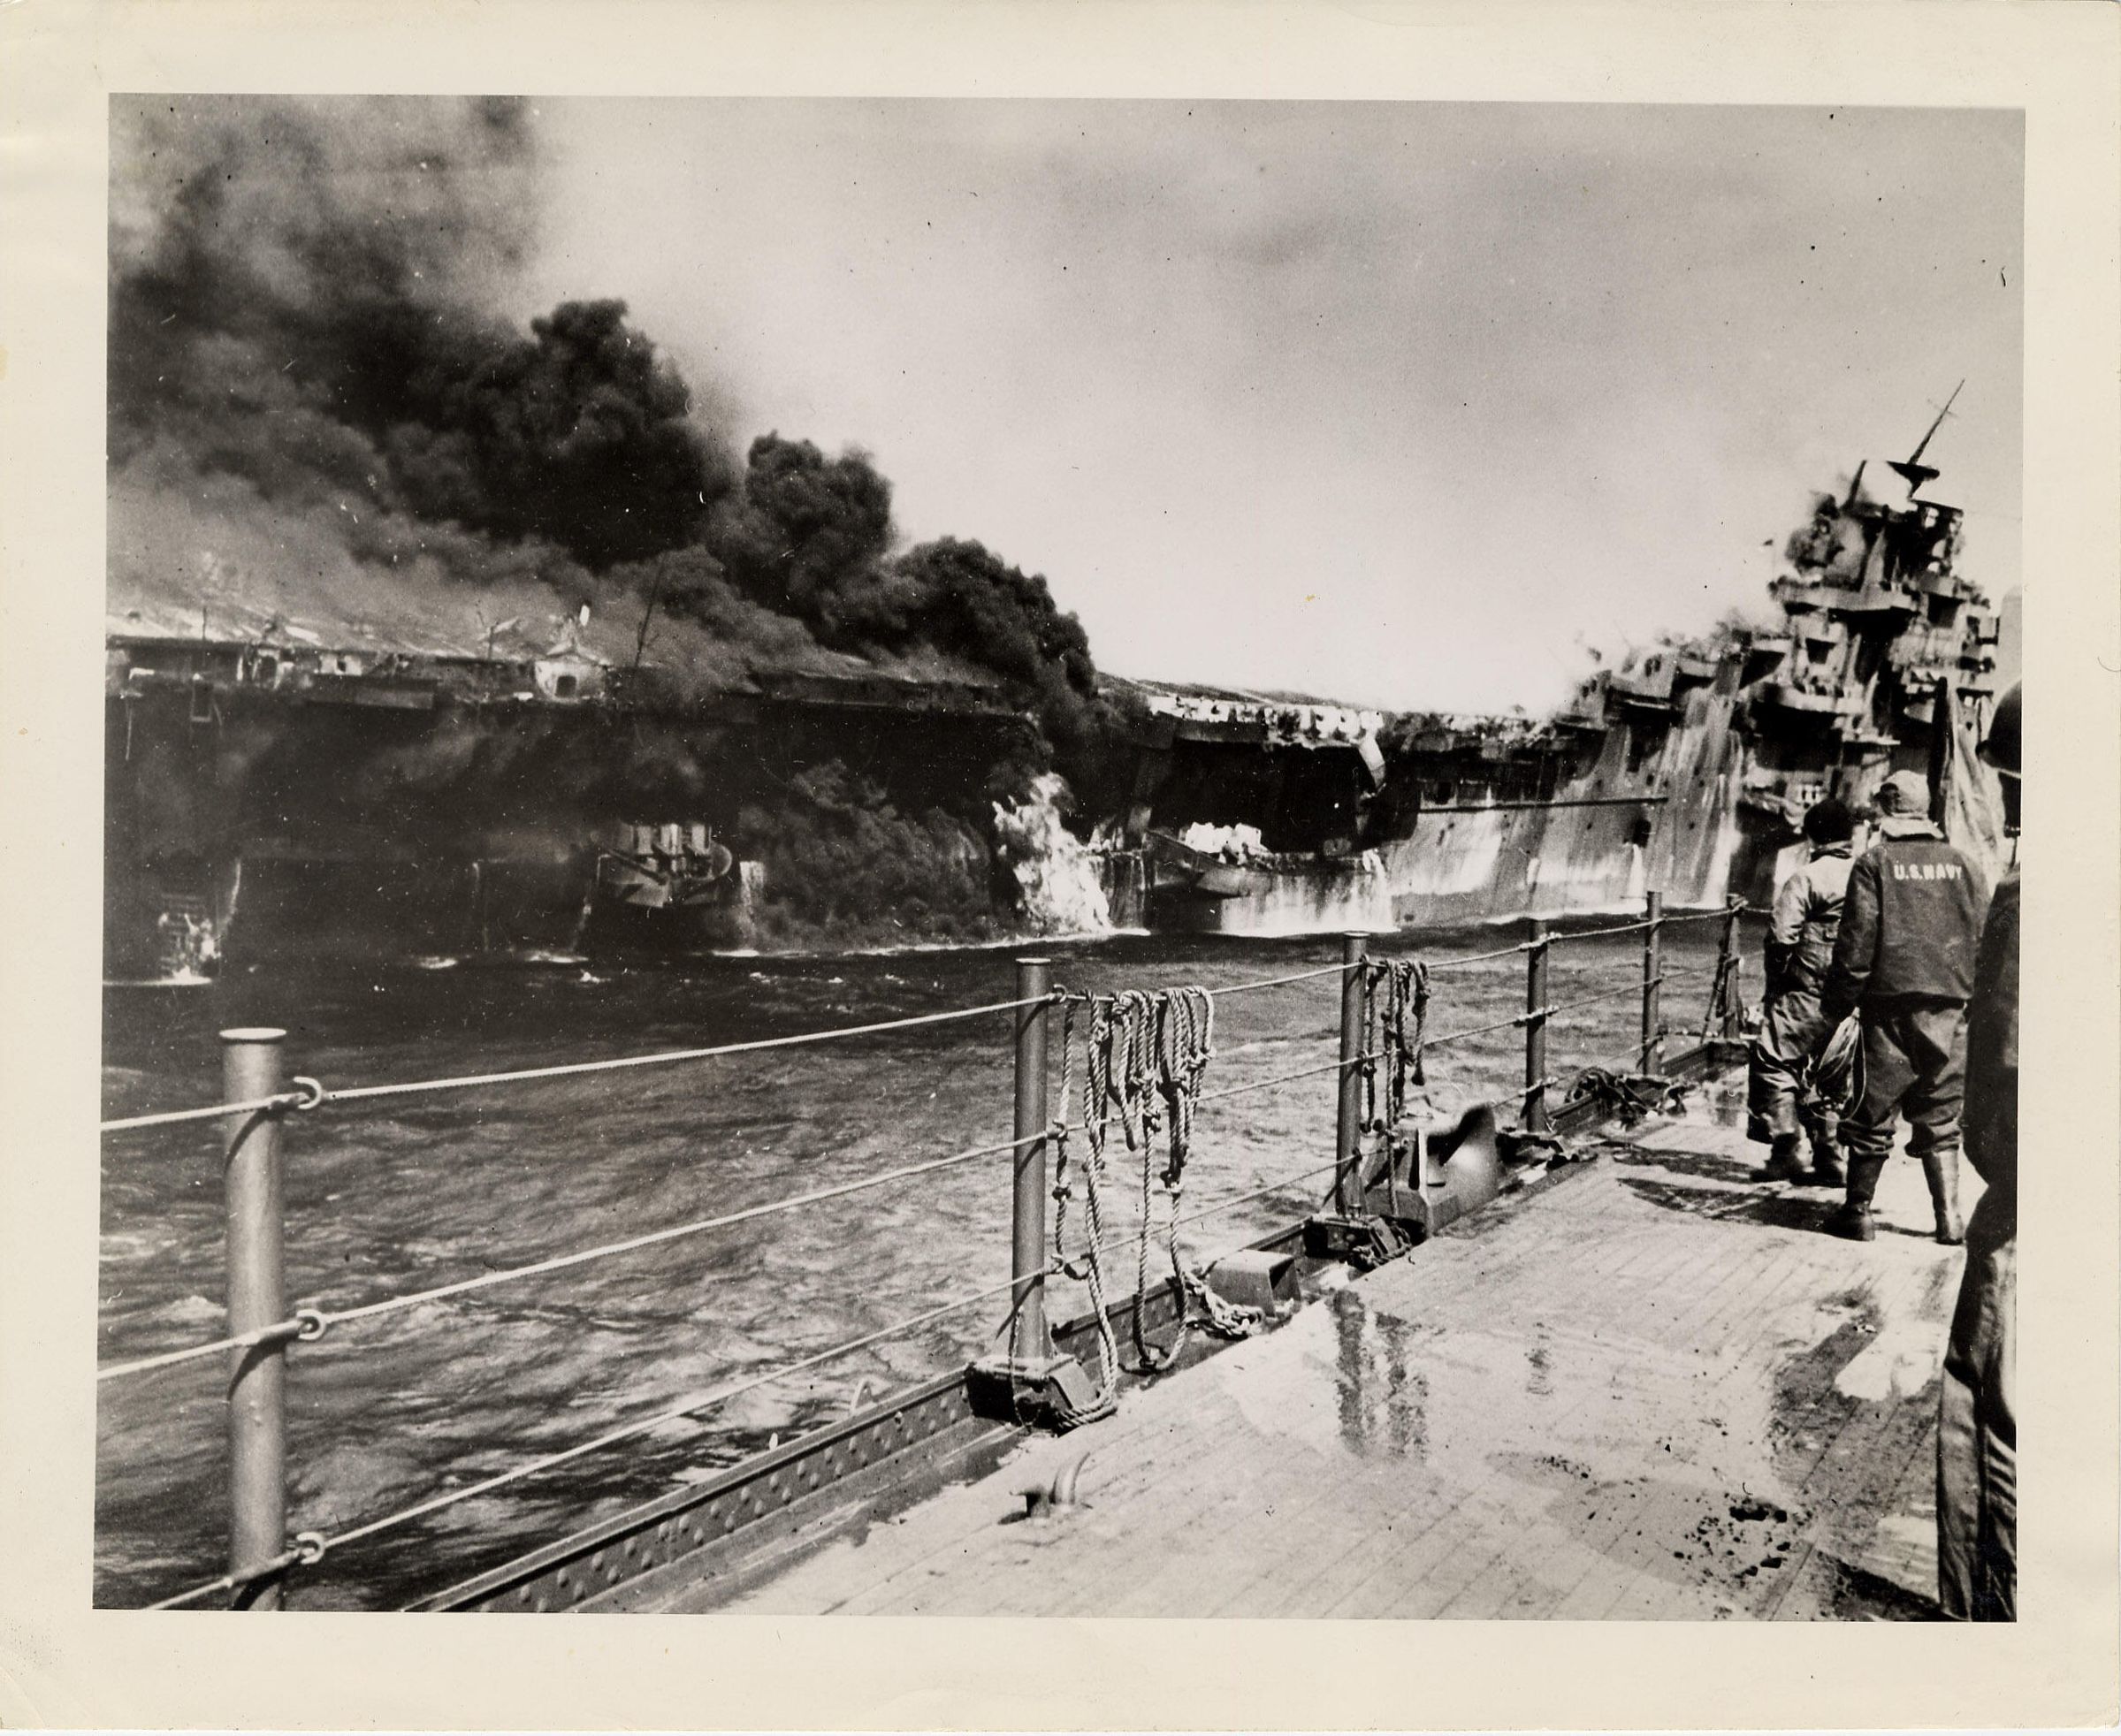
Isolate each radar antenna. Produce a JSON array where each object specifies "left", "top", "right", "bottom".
[{"left": 1888, "top": 380, "right": 1964, "bottom": 494}]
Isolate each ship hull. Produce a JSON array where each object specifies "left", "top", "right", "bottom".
[
  {"left": 1131, "top": 830, "right": 1396, "bottom": 937},
  {"left": 1143, "top": 862, "right": 1398, "bottom": 936},
  {"left": 1378, "top": 681, "right": 1750, "bottom": 925}
]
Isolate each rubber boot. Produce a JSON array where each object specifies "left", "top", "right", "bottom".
[
  {"left": 1921, "top": 1147, "right": 1965, "bottom": 1245},
  {"left": 1805, "top": 1104, "right": 1845, "bottom": 1187},
  {"left": 1826, "top": 1152, "right": 1886, "bottom": 1242},
  {"left": 1753, "top": 1131, "right": 1808, "bottom": 1184}
]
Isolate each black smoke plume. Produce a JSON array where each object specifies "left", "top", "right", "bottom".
[
  {"left": 108, "top": 95, "right": 1129, "bottom": 942},
  {"left": 1783, "top": 485, "right": 1871, "bottom": 580},
  {"left": 111, "top": 99, "right": 732, "bottom": 577}
]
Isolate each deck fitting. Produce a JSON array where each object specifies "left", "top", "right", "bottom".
[
  {"left": 1202, "top": 1248, "right": 1301, "bottom": 1313},
  {"left": 965, "top": 1351, "right": 1103, "bottom": 1428},
  {"left": 1301, "top": 1211, "right": 1413, "bottom": 1267}
]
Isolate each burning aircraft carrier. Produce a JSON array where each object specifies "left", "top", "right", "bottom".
[
  {"left": 102, "top": 97, "right": 2010, "bottom": 978},
  {"left": 103, "top": 96, "right": 1130, "bottom": 978}
]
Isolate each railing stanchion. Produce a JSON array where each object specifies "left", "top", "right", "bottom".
[
  {"left": 969, "top": 956, "right": 1101, "bottom": 1424},
  {"left": 1008, "top": 957, "right": 1053, "bottom": 1359},
  {"left": 1523, "top": 919, "right": 1550, "bottom": 1133},
  {"left": 1640, "top": 890, "right": 1665, "bottom": 1074},
  {"left": 1333, "top": 932, "right": 1369, "bottom": 1214},
  {"left": 221, "top": 1026, "right": 289, "bottom": 1610},
  {"left": 1717, "top": 895, "right": 1745, "bottom": 1039}
]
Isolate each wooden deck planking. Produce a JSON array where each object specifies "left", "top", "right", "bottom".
[{"left": 682, "top": 1094, "right": 1967, "bottom": 1619}]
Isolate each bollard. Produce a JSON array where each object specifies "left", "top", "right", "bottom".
[
  {"left": 1640, "top": 890, "right": 1665, "bottom": 1074},
  {"left": 1718, "top": 895, "right": 1745, "bottom": 1039},
  {"left": 1333, "top": 932, "right": 1370, "bottom": 1214},
  {"left": 1522, "top": 919, "right": 1550, "bottom": 1134},
  {"left": 221, "top": 1027, "right": 289, "bottom": 1610},
  {"left": 1008, "top": 957, "right": 1054, "bottom": 1360}
]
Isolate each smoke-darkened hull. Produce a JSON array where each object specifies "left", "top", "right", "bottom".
[{"left": 103, "top": 648, "right": 1040, "bottom": 977}]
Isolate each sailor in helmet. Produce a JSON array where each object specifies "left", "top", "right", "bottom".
[
  {"left": 1936, "top": 681, "right": 2018, "bottom": 1620},
  {"left": 1816, "top": 766, "right": 1989, "bottom": 1243}
]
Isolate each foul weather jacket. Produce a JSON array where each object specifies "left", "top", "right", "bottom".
[
  {"left": 1766, "top": 841, "right": 1854, "bottom": 1000},
  {"left": 1819, "top": 818, "right": 1988, "bottom": 1024}
]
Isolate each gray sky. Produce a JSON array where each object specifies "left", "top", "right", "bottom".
[{"left": 523, "top": 100, "right": 2022, "bottom": 712}]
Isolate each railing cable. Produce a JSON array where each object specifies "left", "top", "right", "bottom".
[
  {"left": 97, "top": 1126, "right": 1051, "bottom": 1383},
  {"left": 1536, "top": 977, "right": 1659, "bottom": 1021},
  {"left": 1423, "top": 1008, "right": 1534, "bottom": 1052},
  {"left": 100, "top": 993, "right": 1056, "bottom": 1133},
  {"left": 1204, "top": 962, "right": 1351, "bottom": 998},
  {"left": 1422, "top": 940, "right": 1530, "bottom": 972},
  {"left": 1194, "top": 1047, "right": 1382, "bottom": 1108}
]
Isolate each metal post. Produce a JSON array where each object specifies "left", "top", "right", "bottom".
[
  {"left": 1008, "top": 958, "right": 1053, "bottom": 1362},
  {"left": 221, "top": 1027, "right": 288, "bottom": 1610},
  {"left": 1718, "top": 895, "right": 1745, "bottom": 1039},
  {"left": 1522, "top": 919, "right": 1550, "bottom": 1134},
  {"left": 1640, "top": 890, "right": 1665, "bottom": 1074},
  {"left": 1334, "top": 932, "right": 1369, "bottom": 1214},
  {"left": 969, "top": 957, "right": 1100, "bottom": 1423}
]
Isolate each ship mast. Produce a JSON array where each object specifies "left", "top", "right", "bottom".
[{"left": 1888, "top": 379, "right": 1965, "bottom": 495}]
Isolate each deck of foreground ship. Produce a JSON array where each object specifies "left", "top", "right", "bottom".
[{"left": 668, "top": 1089, "right": 1961, "bottom": 1620}]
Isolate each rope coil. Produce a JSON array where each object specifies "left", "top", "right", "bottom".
[
  {"left": 1076, "top": 987, "right": 1258, "bottom": 1376},
  {"left": 1702, "top": 947, "right": 1743, "bottom": 1040},
  {"left": 1363, "top": 958, "right": 1431, "bottom": 1131}
]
